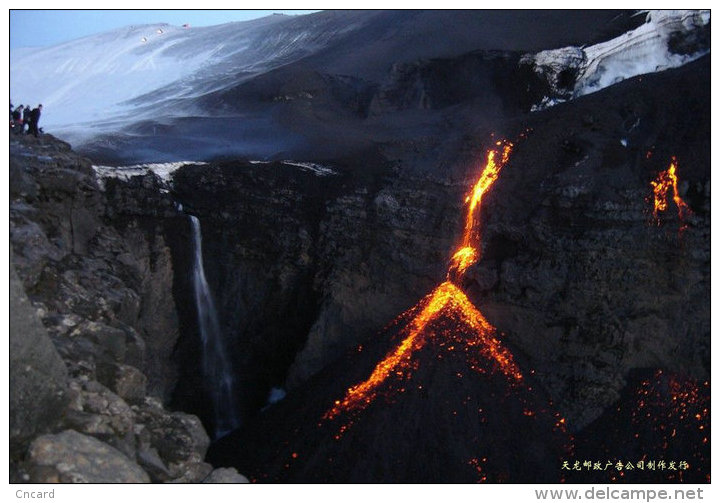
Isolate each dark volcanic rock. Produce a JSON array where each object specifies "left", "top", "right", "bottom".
[
  {"left": 96, "top": 362, "right": 148, "bottom": 404},
  {"left": 203, "top": 57, "right": 708, "bottom": 483},
  {"left": 168, "top": 157, "right": 464, "bottom": 434},
  {"left": 9, "top": 261, "right": 69, "bottom": 456},
  {"left": 9, "top": 133, "right": 247, "bottom": 483},
  {"left": 570, "top": 369, "right": 710, "bottom": 483},
  {"left": 25, "top": 430, "right": 150, "bottom": 483},
  {"left": 173, "top": 59, "right": 709, "bottom": 442},
  {"left": 367, "top": 50, "right": 538, "bottom": 115},
  {"left": 10, "top": 134, "right": 183, "bottom": 401},
  {"left": 209, "top": 311, "right": 571, "bottom": 483},
  {"left": 475, "top": 56, "right": 710, "bottom": 428},
  {"left": 203, "top": 467, "right": 250, "bottom": 483}
]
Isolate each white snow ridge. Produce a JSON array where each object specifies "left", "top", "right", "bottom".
[
  {"left": 281, "top": 161, "right": 337, "bottom": 176},
  {"left": 525, "top": 10, "right": 710, "bottom": 111},
  {"left": 249, "top": 160, "right": 337, "bottom": 176},
  {"left": 92, "top": 161, "right": 206, "bottom": 189}
]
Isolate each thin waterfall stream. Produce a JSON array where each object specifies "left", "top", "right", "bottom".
[{"left": 189, "top": 215, "right": 240, "bottom": 438}]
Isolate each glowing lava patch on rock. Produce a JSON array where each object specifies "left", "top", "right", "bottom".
[{"left": 650, "top": 157, "right": 692, "bottom": 231}]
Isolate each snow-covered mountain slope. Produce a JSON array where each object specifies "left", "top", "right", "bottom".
[
  {"left": 10, "top": 10, "right": 710, "bottom": 163},
  {"left": 9, "top": 11, "right": 636, "bottom": 132},
  {"left": 523, "top": 10, "right": 710, "bottom": 110},
  {"left": 10, "top": 14, "right": 356, "bottom": 131}
]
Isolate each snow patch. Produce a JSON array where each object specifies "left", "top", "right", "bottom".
[
  {"left": 92, "top": 160, "right": 206, "bottom": 189},
  {"left": 281, "top": 161, "right": 337, "bottom": 176},
  {"left": 526, "top": 10, "right": 710, "bottom": 110},
  {"left": 249, "top": 159, "right": 337, "bottom": 176}
]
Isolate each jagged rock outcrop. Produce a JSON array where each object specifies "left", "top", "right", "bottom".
[
  {"left": 26, "top": 430, "right": 150, "bottom": 483},
  {"left": 9, "top": 134, "right": 180, "bottom": 400},
  {"left": 9, "top": 261, "right": 69, "bottom": 456},
  {"left": 203, "top": 467, "right": 250, "bottom": 483},
  {"left": 9, "top": 133, "right": 246, "bottom": 483}
]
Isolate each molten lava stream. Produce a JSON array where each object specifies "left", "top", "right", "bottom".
[{"left": 324, "top": 140, "right": 521, "bottom": 424}]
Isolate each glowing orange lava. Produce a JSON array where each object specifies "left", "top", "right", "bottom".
[
  {"left": 650, "top": 157, "right": 692, "bottom": 227},
  {"left": 324, "top": 280, "right": 523, "bottom": 419},
  {"left": 448, "top": 246, "right": 478, "bottom": 280},
  {"left": 462, "top": 142, "right": 513, "bottom": 248},
  {"left": 324, "top": 140, "right": 520, "bottom": 423}
]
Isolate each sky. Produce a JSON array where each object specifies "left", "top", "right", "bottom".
[{"left": 9, "top": 9, "right": 319, "bottom": 49}]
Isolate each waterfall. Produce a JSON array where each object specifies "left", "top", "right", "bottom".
[{"left": 189, "top": 215, "right": 239, "bottom": 438}]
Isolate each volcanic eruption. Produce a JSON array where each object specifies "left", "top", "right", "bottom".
[{"left": 211, "top": 139, "right": 572, "bottom": 482}]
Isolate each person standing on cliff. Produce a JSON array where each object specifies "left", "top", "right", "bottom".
[
  {"left": 22, "top": 105, "right": 32, "bottom": 133},
  {"left": 11, "top": 105, "right": 23, "bottom": 134},
  {"left": 27, "top": 104, "right": 42, "bottom": 137}
]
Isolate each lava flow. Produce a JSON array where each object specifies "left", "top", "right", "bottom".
[
  {"left": 650, "top": 157, "right": 692, "bottom": 229},
  {"left": 324, "top": 140, "right": 521, "bottom": 422}
]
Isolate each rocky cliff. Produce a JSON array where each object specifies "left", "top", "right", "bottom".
[{"left": 9, "top": 133, "right": 247, "bottom": 483}]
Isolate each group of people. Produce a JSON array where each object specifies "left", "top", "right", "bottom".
[{"left": 10, "top": 102, "right": 42, "bottom": 137}]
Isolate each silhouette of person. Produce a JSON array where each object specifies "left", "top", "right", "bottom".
[
  {"left": 27, "top": 104, "right": 42, "bottom": 137},
  {"left": 11, "top": 105, "right": 23, "bottom": 134},
  {"left": 22, "top": 105, "right": 31, "bottom": 133}
]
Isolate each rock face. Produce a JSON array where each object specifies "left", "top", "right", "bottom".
[
  {"left": 26, "top": 430, "right": 150, "bottom": 483},
  {"left": 9, "top": 261, "right": 68, "bottom": 456},
  {"left": 9, "top": 134, "right": 182, "bottom": 401},
  {"left": 9, "top": 133, "right": 245, "bottom": 483},
  {"left": 203, "top": 467, "right": 250, "bottom": 483},
  {"left": 169, "top": 158, "right": 463, "bottom": 431},
  {"left": 475, "top": 57, "right": 710, "bottom": 427}
]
